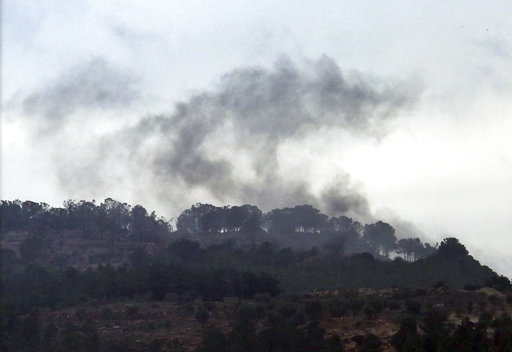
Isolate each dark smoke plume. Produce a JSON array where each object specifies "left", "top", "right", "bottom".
[
  {"left": 18, "top": 56, "right": 418, "bottom": 219},
  {"left": 20, "top": 58, "right": 139, "bottom": 136}
]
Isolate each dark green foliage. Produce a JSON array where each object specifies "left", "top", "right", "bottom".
[
  {"left": 492, "top": 313, "right": 512, "bottom": 352},
  {"left": 101, "top": 306, "right": 114, "bottom": 320},
  {"left": 148, "top": 339, "right": 164, "bottom": 352},
  {"left": 346, "top": 297, "right": 365, "bottom": 316},
  {"left": 422, "top": 310, "right": 448, "bottom": 352},
  {"left": 304, "top": 299, "right": 323, "bottom": 321},
  {"left": 2, "top": 259, "right": 280, "bottom": 315},
  {"left": 324, "top": 334, "right": 345, "bottom": 352},
  {"left": 59, "top": 320, "right": 100, "bottom": 352},
  {"left": 177, "top": 203, "right": 263, "bottom": 233},
  {"left": 126, "top": 305, "right": 139, "bottom": 319},
  {"left": 328, "top": 299, "right": 347, "bottom": 317},
  {"left": 20, "top": 310, "right": 41, "bottom": 351},
  {"left": 264, "top": 204, "right": 328, "bottom": 233},
  {"left": 274, "top": 247, "right": 295, "bottom": 266},
  {"left": 405, "top": 300, "right": 422, "bottom": 315},
  {"left": 195, "top": 307, "right": 209, "bottom": 327},
  {"left": 168, "top": 239, "right": 201, "bottom": 261},
  {"left": 274, "top": 300, "right": 297, "bottom": 319},
  {"left": 128, "top": 247, "right": 150, "bottom": 269},
  {"left": 229, "top": 318, "right": 258, "bottom": 352},
  {"left": 197, "top": 328, "right": 230, "bottom": 352},
  {"left": 75, "top": 307, "right": 88, "bottom": 321},
  {"left": 4, "top": 199, "right": 512, "bottom": 352},
  {"left": 3, "top": 199, "right": 503, "bottom": 294},
  {"left": 363, "top": 221, "right": 396, "bottom": 257},
  {"left": 19, "top": 235, "right": 45, "bottom": 263},
  {"left": 60, "top": 322, "right": 82, "bottom": 352},
  {"left": 437, "top": 237, "right": 468, "bottom": 258},
  {"left": 237, "top": 303, "right": 265, "bottom": 321},
  {"left": 357, "top": 333, "right": 382, "bottom": 352},
  {"left": 485, "top": 275, "right": 512, "bottom": 292},
  {"left": 303, "top": 320, "right": 327, "bottom": 350},
  {"left": 42, "top": 322, "right": 58, "bottom": 352},
  {"left": 0, "top": 198, "right": 170, "bottom": 242},
  {"left": 446, "top": 318, "right": 489, "bottom": 352},
  {"left": 391, "top": 318, "right": 423, "bottom": 352},
  {"left": 423, "top": 309, "right": 447, "bottom": 336}
]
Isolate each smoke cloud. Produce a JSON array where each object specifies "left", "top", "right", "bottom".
[
  {"left": 17, "top": 56, "right": 418, "bottom": 219},
  {"left": 19, "top": 58, "right": 139, "bottom": 136}
]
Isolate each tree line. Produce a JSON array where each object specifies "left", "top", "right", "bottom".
[{"left": 1, "top": 200, "right": 437, "bottom": 261}]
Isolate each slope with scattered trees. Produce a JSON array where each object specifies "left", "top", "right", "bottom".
[{"left": 1, "top": 199, "right": 511, "bottom": 351}]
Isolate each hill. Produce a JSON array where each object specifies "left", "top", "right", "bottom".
[{"left": 1, "top": 199, "right": 511, "bottom": 351}]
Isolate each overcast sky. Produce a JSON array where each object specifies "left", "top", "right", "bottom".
[{"left": 2, "top": 1, "right": 512, "bottom": 276}]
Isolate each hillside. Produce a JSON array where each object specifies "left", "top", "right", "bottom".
[{"left": 1, "top": 199, "right": 511, "bottom": 351}]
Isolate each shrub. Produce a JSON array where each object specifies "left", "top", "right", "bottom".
[
  {"left": 406, "top": 300, "right": 422, "bottom": 315},
  {"left": 358, "top": 333, "right": 382, "bottom": 352},
  {"left": 328, "top": 300, "right": 347, "bottom": 317},
  {"left": 304, "top": 300, "right": 323, "bottom": 321},
  {"left": 254, "top": 293, "right": 272, "bottom": 303},
  {"left": 75, "top": 307, "right": 87, "bottom": 321},
  {"left": 195, "top": 308, "right": 209, "bottom": 327},
  {"left": 126, "top": 305, "right": 139, "bottom": 319},
  {"left": 101, "top": 306, "right": 114, "bottom": 320}
]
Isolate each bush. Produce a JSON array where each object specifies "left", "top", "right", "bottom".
[
  {"left": 304, "top": 300, "right": 323, "bottom": 321},
  {"left": 358, "top": 333, "right": 382, "bottom": 352},
  {"left": 290, "top": 308, "right": 307, "bottom": 326},
  {"left": 195, "top": 308, "right": 209, "bottom": 327},
  {"left": 101, "top": 306, "right": 114, "bottom": 320},
  {"left": 406, "top": 300, "right": 422, "bottom": 315},
  {"left": 328, "top": 300, "right": 347, "bottom": 317},
  {"left": 363, "top": 304, "right": 377, "bottom": 320},
  {"left": 388, "top": 300, "right": 401, "bottom": 311},
  {"left": 276, "top": 301, "right": 297, "bottom": 319},
  {"left": 75, "top": 307, "right": 87, "bottom": 321},
  {"left": 254, "top": 293, "right": 272, "bottom": 304},
  {"left": 346, "top": 298, "right": 364, "bottom": 316},
  {"left": 197, "top": 328, "right": 230, "bottom": 352},
  {"left": 506, "top": 294, "right": 512, "bottom": 304},
  {"left": 165, "top": 293, "right": 179, "bottom": 302},
  {"left": 126, "top": 305, "right": 139, "bottom": 319}
]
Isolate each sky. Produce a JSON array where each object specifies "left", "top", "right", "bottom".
[{"left": 2, "top": 1, "right": 512, "bottom": 276}]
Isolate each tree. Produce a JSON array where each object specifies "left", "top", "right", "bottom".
[
  {"left": 358, "top": 333, "right": 382, "bottom": 352},
  {"left": 0, "top": 200, "right": 24, "bottom": 230},
  {"left": 422, "top": 310, "right": 448, "bottom": 352},
  {"left": 229, "top": 318, "right": 257, "bottom": 352},
  {"left": 177, "top": 203, "right": 219, "bottom": 233},
  {"left": 195, "top": 307, "right": 209, "bottom": 327},
  {"left": 397, "top": 238, "right": 425, "bottom": 262},
  {"left": 100, "top": 198, "right": 131, "bottom": 241},
  {"left": 363, "top": 221, "right": 396, "bottom": 257},
  {"left": 19, "top": 236, "right": 44, "bottom": 263},
  {"left": 128, "top": 247, "right": 150, "bottom": 269},
  {"left": 485, "top": 275, "right": 512, "bottom": 291},
  {"left": 64, "top": 200, "right": 99, "bottom": 239},
  {"left": 130, "top": 204, "right": 149, "bottom": 240},
  {"left": 264, "top": 205, "right": 328, "bottom": 234},
  {"left": 230, "top": 205, "right": 263, "bottom": 232},
  {"left": 437, "top": 238, "right": 468, "bottom": 258},
  {"left": 168, "top": 239, "right": 201, "bottom": 261},
  {"left": 197, "top": 328, "right": 230, "bottom": 352},
  {"left": 391, "top": 318, "right": 423, "bottom": 352}
]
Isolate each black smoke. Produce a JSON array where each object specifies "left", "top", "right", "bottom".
[
  {"left": 16, "top": 56, "right": 419, "bottom": 219},
  {"left": 20, "top": 58, "right": 139, "bottom": 136}
]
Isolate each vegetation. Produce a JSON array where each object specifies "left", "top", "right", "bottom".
[{"left": 1, "top": 199, "right": 511, "bottom": 351}]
